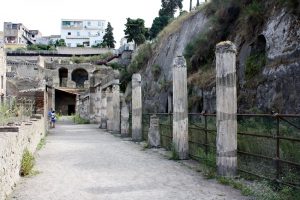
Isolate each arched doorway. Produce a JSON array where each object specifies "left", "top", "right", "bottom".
[
  {"left": 71, "top": 68, "right": 88, "bottom": 88},
  {"left": 59, "top": 68, "right": 68, "bottom": 87}
]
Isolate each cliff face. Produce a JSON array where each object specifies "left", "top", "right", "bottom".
[
  {"left": 135, "top": 7, "right": 300, "bottom": 114},
  {"left": 141, "top": 12, "right": 209, "bottom": 112}
]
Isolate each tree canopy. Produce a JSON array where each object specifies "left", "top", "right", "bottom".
[
  {"left": 159, "top": 0, "right": 183, "bottom": 18},
  {"left": 149, "top": 16, "right": 170, "bottom": 39},
  {"left": 102, "top": 22, "right": 116, "bottom": 48},
  {"left": 124, "top": 18, "right": 147, "bottom": 46}
]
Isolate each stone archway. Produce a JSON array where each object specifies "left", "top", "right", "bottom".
[
  {"left": 59, "top": 67, "right": 68, "bottom": 87},
  {"left": 71, "top": 68, "right": 88, "bottom": 88}
]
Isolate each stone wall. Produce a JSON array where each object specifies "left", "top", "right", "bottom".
[{"left": 0, "top": 116, "right": 46, "bottom": 200}]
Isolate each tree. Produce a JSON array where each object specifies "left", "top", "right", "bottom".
[
  {"left": 197, "top": 0, "right": 200, "bottom": 7},
  {"left": 159, "top": 0, "right": 183, "bottom": 17},
  {"left": 101, "top": 22, "right": 116, "bottom": 48},
  {"left": 124, "top": 18, "right": 147, "bottom": 46},
  {"left": 190, "top": 0, "right": 192, "bottom": 11},
  {"left": 55, "top": 39, "right": 66, "bottom": 47},
  {"left": 149, "top": 16, "right": 170, "bottom": 39}
]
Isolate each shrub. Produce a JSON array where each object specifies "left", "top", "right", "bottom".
[
  {"left": 72, "top": 114, "right": 90, "bottom": 124},
  {"left": 151, "top": 64, "right": 161, "bottom": 79},
  {"left": 20, "top": 149, "right": 35, "bottom": 176},
  {"left": 245, "top": 53, "right": 266, "bottom": 80}
]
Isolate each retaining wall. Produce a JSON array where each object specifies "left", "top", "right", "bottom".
[{"left": 0, "top": 115, "right": 46, "bottom": 200}]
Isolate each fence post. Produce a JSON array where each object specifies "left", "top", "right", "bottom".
[
  {"left": 276, "top": 115, "right": 280, "bottom": 180},
  {"left": 172, "top": 56, "right": 188, "bottom": 159},
  {"left": 216, "top": 41, "right": 237, "bottom": 177},
  {"left": 132, "top": 73, "right": 142, "bottom": 142},
  {"left": 204, "top": 113, "right": 208, "bottom": 157}
]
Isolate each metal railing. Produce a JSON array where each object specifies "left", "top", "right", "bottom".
[{"left": 137, "top": 112, "right": 300, "bottom": 188}]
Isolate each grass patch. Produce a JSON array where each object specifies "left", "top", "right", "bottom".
[
  {"left": 70, "top": 52, "right": 113, "bottom": 64},
  {"left": 72, "top": 114, "right": 90, "bottom": 124},
  {"left": 169, "top": 143, "right": 180, "bottom": 160},
  {"left": 20, "top": 149, "right": 35, "bottom": 176},
  {"left": 37, "top": 137, "right": 46, "bottom": 150}
]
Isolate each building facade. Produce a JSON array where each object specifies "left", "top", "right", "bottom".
[
  {"left": 61, "top": 19, "right": 107, "bottom": 47},
  {"left": 3, "top": 22, "right": 41, "bottom": 46}
]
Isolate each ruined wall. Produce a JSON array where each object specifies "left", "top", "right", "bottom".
[
  {"left": 0, "top": 42, "right": 6, "bottom": 101},
  {"left": 0, "top": 116, "right": 46, "bottom": 200}
]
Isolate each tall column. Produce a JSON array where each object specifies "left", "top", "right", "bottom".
[
  {"left": 95, "top": 86, "right": 102, "bottom": 124},
  {"left": 106, "top": 87, "right": 113, "bottom": 131},
  {"left": 132, "top": 73, "right": 142, "bottom": 142},
  {"left": 172, "top": 56, "right": 188, "bottom": 159},
  {"left": 100, "top": 89, "right": 107, "bottom": 129},
  {"left": 121, "top": 96, "right": 129, "bottom": 137},
  {"left": 216, "top": 41, "right": 237, "bottom": 177},
  {"left": 112, "top": 84, "right": 120, "bottom": 133}
]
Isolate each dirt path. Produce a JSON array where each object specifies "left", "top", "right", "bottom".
[{"left": 9, "top": 119, "right": 247, "bottom": 200}]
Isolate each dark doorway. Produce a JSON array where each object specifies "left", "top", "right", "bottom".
[
  {"left": 68, "top": 105, "right": 75, "bottom": 115},
  {"left": 59, "top": 68, "right": 68, "bottom": 87},
  {"left": 71, "top": 68, "right": 88, "bottom": 88},
  {"left": 55, "top": 89, "right": 76, "bottom": 115}
]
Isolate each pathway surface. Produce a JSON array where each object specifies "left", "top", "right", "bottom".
[{"left": 9, "top": 118, "right": 247, "bottom": 200}]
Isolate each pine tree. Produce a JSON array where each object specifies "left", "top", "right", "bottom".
[{"left": 102, "top": 22, "right": 116, "bottom": 48}]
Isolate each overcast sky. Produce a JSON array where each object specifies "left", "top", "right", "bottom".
[{"left": 0, "top": 0, "right": 204, "bottom": 47}]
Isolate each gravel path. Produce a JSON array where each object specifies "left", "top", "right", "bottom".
[{"left": 9, "top": 119, "right": 247, "bottom": 200}]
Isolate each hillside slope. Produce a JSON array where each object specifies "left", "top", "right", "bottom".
[{"left": 126, "top": 1, "right": 300, "bottom": 114}]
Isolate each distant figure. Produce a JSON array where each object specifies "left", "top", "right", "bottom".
[
  {"left": 50, "top": 110, "right": 57, "bottom": 128},
  {"left": 48, "top": 108, "right": 53, "bottom": 126}
]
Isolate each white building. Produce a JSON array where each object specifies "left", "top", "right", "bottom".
[
  {"left": 36, "top": 35, "right": 61, "bottom": 45},
  {"left": 61, "top": 19, "right": 107, "bottom": 47}
]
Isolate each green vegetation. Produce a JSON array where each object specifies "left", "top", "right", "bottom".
[
  {"left": 37, "top": 137, "right": 46, "bottom": 150},
  {"left": 101, "top": 22, "right": 116, "bottom": 48},
  {"left": 120, "top": 43, "right": 153, "bottom": 92},
  {"left": 170, "top": 143, "right": 180, "bottom": 160},
  {"left": 72, "top": 114, "right": 90, "bottom": 124},
  {"left": 151, "top": 64, "right": 161, "bottom": 79},
  {"left": 70, "top": 52, "right": 113, "bottom": 64},
  {"left": 20, "top": 149, "right": 35, "bottom": 176},
  {"left": 245, "top": 53, "right": 266, "bottom": 80},
  {"left": 124, "top": 18, "right": 148, "bottom": 46},
  {"left": 27, "top": 39, "right": 66, "bottom": 51}
]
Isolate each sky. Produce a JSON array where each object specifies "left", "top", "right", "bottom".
[{"left": 0, "top": 0, "right": 204, "bottom": 47}]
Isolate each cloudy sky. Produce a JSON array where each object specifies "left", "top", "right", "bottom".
[{"left": 0, "top": 0, "right": 204, "bottom": 47}]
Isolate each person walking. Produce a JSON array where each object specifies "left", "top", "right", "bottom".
[{"left": 50, "top": 110, "right": 57, "bottom": 128}]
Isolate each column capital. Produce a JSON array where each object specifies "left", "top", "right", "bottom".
[{"left": 216, "top": 41, "right": 237, "bottom": 54}]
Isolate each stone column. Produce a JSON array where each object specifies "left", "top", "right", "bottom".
[
  {"left": 121, "top": 97, "right": 129, "bottom": 137},
  {"left": 215, "top": 41, "right": 237, "bottom": 177},
  {"left": 100, "top": 90, "right": 107, "bottom": 129},
  {"left": 148, "top": 115, "right": 160, "bottom": 147},
  {"left": 106, "top": 87, "right": 113, "bottom": 131},
  {"left": 172, "top": 56, "right": 188, "bottom": 160},
  {"left": 95, "top": 86, "right": 102, "bottom": 123},
  {"left": 112, "top": 84, "right": 120, "bottom": 134},
  {"left": 132, "top": 73, "right": 142, "bottom": 142}
]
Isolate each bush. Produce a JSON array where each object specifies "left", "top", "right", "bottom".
[
  {"left": 245, "top": 53, "right": 266, "bottom": 80},
  {"left": 72, "top": 114, "right": 90, "bottom": 124},
  {"left": 20, "top": 149, "right": 35, "bottom": 176}
]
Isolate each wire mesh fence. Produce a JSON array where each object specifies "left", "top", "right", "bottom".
[
  {"left": 136, "top": 112, "right": 300, "bottom": 188},
  {"left": 0, "top": 96, "right": 35, "bottom": 126}
]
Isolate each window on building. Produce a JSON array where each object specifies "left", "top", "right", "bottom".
[
  {"left": 77, "top": 32, "right": 80, "bottom": 36},
  {"left": 68, "top": 32, "right": 71, "bottom": 35},
  {"left": 88, "top": 21, "right": 91, "bottom": 26},
  {"left": 88, "top": 32, "right": 91, "bottom": 36}
]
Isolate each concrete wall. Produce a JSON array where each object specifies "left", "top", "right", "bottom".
[
  {"left": 56, "top": 47, "right": 114, "bottom": 55},
  {"left": 0, "top": 116, "right": 46, "bottom": 200}
]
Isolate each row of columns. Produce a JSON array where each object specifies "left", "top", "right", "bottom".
[{"left": 128, "top": 41, "right": 237, "bottom": 177}]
